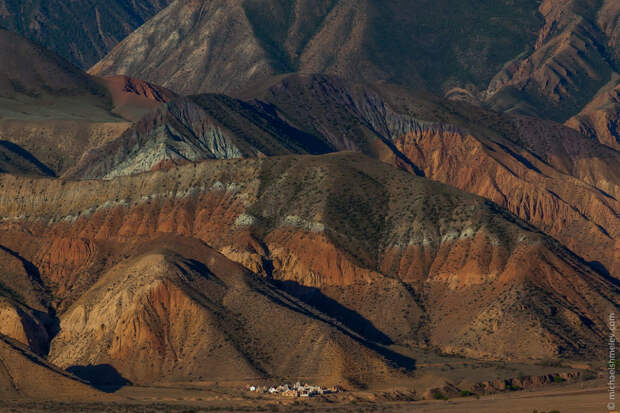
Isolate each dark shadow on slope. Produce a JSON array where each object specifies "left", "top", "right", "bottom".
[
  {"left": 273, "top": 280, "right": 393, "bottom": 345},
  {"left": 190, "top": 94, "right": 334, "bottom": 156},
  {"left": 494, "top": 141, "right": 542, "bottom": 174},
  {"left": 0, "top": 140, "right": 56, "bottom": 176},
  {"left": 251, "top": 277, "right": 416, "bottom": 371},
  {"left": 67, "top": 364, "right": 131, "bottom": 393},
  {"left": 587, "top": 260, "right": 618, "bottom": 287},
  {"left": 0, "top": 245, "right": 60, "bottom": 347},
  {"left": 0, "top": 245, "right": 45, "bottom": 287}
]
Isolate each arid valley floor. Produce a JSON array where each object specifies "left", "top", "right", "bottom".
[{"left": 0, "top": 380, "right": 609, "bottom": 413}]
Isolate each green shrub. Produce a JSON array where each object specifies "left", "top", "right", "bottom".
[{"left": 432, "top": 390, "right": 448, "bottom": 400}]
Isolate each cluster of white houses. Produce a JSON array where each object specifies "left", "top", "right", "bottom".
[{"left": 247, "top": 382, "right": 341, "bottom": 398}]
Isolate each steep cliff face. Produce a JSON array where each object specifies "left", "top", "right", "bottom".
[{"left": 0, "top": 154, "right": 616, "bottom": 365}]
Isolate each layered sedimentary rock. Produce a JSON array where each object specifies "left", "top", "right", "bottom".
[
  {"left": 62, "top": 74, "right": 619, "bottom": 275},
  {"left": 244, "top": 75, "right": 620, "bottom": 276},
  {"left": 63, "top": 94, "right": 332, "bottom": 179},
  {"left": 0, "top": 154, "right": 616, "bottom": 369}
]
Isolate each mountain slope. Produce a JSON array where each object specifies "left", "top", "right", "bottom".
[
  {"left": 64, "top": 94, "right": 332, "bottom": 179},
  {"left": 565, "top": 74, "right": 620, "bottom": 149},
  {"left": 0, "top": 153, "right": 616, "bottom": 366},
  {"left": 485, "top": 0, "right": 619, "bottom": 123},
  {"left": 63, "top": 74, "right": 619, "bottom": 275},
  {"left": 0, "top": 29, "right": 175, "bottom": 175},
  {"left": 89, "top": 0, "right": 543, "bottom": 96},
  {"left": 89, "top": 0, "right": 619, "bottom": 138},
  {"left": 0, "top": 141, "right": 55, "bottom": 177},
  {"left": 0, "top": 245, "right": 52, "bottom": 356},
  {"left": 0, "top": 334, "right": 101, "bottom": 400},
  {"left": 49, "top": 243, "right": 411, "bottom": 385},
  {"left": 241, "top": 74, "right": 620, "bottom": 276},
  {"left": 0, "top": 28, "right": 104, "bottom": 98},
  {"left": 0, "top": 0, "right": 173, "bottom": 68}
]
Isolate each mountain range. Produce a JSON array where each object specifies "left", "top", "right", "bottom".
[
  {"left": 0, "top": 2, "right": 617, "bottom": 407},
  {"left": 88, "top": 0, "right": 618, "bottom": 136}
]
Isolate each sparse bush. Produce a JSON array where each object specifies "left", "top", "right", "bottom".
[{"left": 432, "top": 390, "right": 448, "bottom": 400}]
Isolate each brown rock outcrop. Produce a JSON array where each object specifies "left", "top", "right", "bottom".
[{"left": 99, "top": 75, "right": 178, "bottom": 121}]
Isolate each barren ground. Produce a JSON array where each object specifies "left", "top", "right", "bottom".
[{"left": 0, "top": 379, "right": 606, "bottom": 412}]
